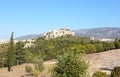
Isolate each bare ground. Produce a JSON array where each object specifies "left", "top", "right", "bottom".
[
  {"left": 85, "top": 49, "right": 120, "bottom": 76},
  {"left": 0, "top": 49, "right": 120, "bottom": 77}
]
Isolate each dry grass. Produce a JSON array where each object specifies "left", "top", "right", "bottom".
[
  {"left": 0, "top": 64, "right": 27, "bottom": 77},
  {"left": 86, "top": 49, "right": 120, "bottom": 76},
  {"left": 0, "top": 49, "right": 120, "bottom": 77},
  {"left": 0, "top": 61, "right": 56, "bottom": 77}
]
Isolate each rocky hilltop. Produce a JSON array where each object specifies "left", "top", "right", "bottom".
[{"left": 15, "top": 27, "right": 120, "bottom": 40}]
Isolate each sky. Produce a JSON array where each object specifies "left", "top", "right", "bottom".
[{"left": 0, "top": 0, "right": 120, "bottom": 39}]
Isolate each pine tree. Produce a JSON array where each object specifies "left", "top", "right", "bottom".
[
  {"left": 15, "top": 41, "right": 25, "bottom": 65},
  {"left": 7, "top": 32, "right": 15, "bottom": 72}
]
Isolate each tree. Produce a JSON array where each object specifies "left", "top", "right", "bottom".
[
  {"left": 70, "top": 44, "right": 86, "bottom": 53},
  {"left": 92, "top": 71, "right": 109, "bottom": 77},
  {"left": 114, "top": 41, "right": 120, "bottom": 49},
  {"left": 111, "top": 66, "right": 120, "bottom": 77},
  {"left": 52, "top": 52, "right": 89, "bottom": 77},
  {"left": 95, "top": 44, "right": 104, "bottom": 52},
  {"left": 0, "top": 51, "right": 7, "bottom": 67},
  {"left": 85, "top": 44, "right": 96, "bottom": 53},
  {"left": 15, "top": 41, "right": 25, "bottom": 65},
  {"left": 32, "top": 54, "right": 44, "bottom": 72},
  {"left": 24, "top": 50, "right": 33, "bottom": 63},
  {"left": 7, "top": 32, "right": 15, "bottom": 72}
]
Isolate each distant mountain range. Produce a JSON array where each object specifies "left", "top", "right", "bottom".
[
  {"left": 74, "top": 27, "right": 120, "bottom": 39},
  {"left": 14, "top": 34, "right": 42, "bottom": 40},
  {"left": 15, "top": 27, "right": 120, "bottom": 40}
]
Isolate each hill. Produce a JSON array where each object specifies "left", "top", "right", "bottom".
[
  {"left": 0, "top": 49, "right": 120, "bottom": 77},
  {"left": 15, "top": 34, "right": 42, "bottom": 40},
  {"left": 86, "top": 49, "right": 120, "bottom": 76},
  {"left": 74, "top": 27, "right": 120, "bottom": 39},
  {"left": 15, "top": 27, "right": 120, "bottom": 40}
]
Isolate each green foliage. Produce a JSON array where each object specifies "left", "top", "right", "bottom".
[
  {"left": 95, "top": 44, "right": 104, "bottom": 52},
  {"left": 85, "top": 44, "right": 96, "bottom": 53},
  {"left": 114, "top": 41, "right": 120, "bottom": 49},
  {"left": 32, "top": 35, "right": 120, "bottom": 60},
  {"left": 109, "top": 42, "right": 116, "bottom": 50},
  {"left": 34, "top": 35, "right": 92, "bottom": 60},
  {"left": 23, "top": 49, "right": 44, "bottom": 72},
  {"left": 25, "top": 65, "right": 33, "bottom": 73},
  {"left": 92, "top": 71, "right": 109, "bottom": 77},
  {"left": 33, "top": 55, "right": 44, "bottom": 71},
  {"left": 0, "top": 51, "right": 7, "bottom": 67},
  {"left": 70, "top": 44, "right": 86, "bottom": 53},
  {"left": 33, "top": 70, "right": 39, "bottom": 77},
  {"left": 103, "top": 42, "right": 115, "bottom": 51},
  {"left": 52, "top": 52, "right": 89, "bottom": 77},
  {"left": 1, "top": 34, "right": 120, "bottom": 70},
  {"left": 24, "top": 50, "right": 33, "bottom": 63},
  {"left": 15, "top": 41, "right": 25, "bottom": 65},
  {"left": 111, "top": 66, "right": 120, "bottom": 77},
  {"left": 7, "top": 32, "right": 16, "bottom": 71}
]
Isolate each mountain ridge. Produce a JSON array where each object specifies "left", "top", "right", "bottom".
[
  {"left": 14, "top": 34, "right": 42, "bottom": 40},
  {"left": 74, "top": 27, "right": 120, "bottom": 39},
  {"left": 15, "top": 27, "right": 120, "bottom": 40}
]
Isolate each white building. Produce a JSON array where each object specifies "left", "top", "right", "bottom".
[
  {"left": 100, "top": 38, "right": 115, "bottom": 42},
  {"left": 0, "top": 39, "right": 9, "bottom": 44},
  {"left": 15, "top": 39, "right": 35, "bottom": 48},
  {"left": 43, "top": 28, "right": 75, "bottom": 39}
]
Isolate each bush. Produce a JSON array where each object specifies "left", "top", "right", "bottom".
[
  {"left": 114, "top": 42, "right": 120, "bottom": 49},
  {"left": 52, "top": 52, "right": 89, "bottom": 77},
  {"left": 95, "top": 44, "right": 104, "bottom": 52},
  {"left": 111, "top": 66, "right": 120, "bottom": 77},
  {"left": 25, "top": 65, "right": 33, "bottom": 74},
  {"left": 33, "top": 56, "right": 44, "bottom": 72},
  {"left": 86, "top": 44, "right": 96, "bottom": 53},
  {"left": 33, "top": 70, "right": 39, "bottom": 77},
  {"left": 92, "top": 71, "right": 109, "bottom": 77}
]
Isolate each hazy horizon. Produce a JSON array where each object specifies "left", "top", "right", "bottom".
[{"left": 0, "top": 0, "right": 120, "bottom": 39}]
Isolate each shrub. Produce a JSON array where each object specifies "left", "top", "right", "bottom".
[
  {"left": 52, "top": 52, "right": 89, "bottom": 77},
  {"left": 86, "top": 44, "right": 96, "bottom": 53},
  {"left": 25, "top": 65, "right": 33, "bottom": 74},
  {"left": 92, "top": 71, "right": 109, "bottom": 77},
  {"left": 111, "top": 66, "right": 120, "bottom": 77},
  {"left": 33, "top": 70, "right": 39, "bottom": 77},
  {"left": 95, "top": 44, "right": 104, "bottom": 52}
]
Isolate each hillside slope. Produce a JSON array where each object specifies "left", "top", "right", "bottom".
[
  {"left": 14, "top": 27, "right": 120, "bottom": 40},
  {"left": 86, "top": 49, "right": 120, "bottom": 75},
  {"left": 74, "top": 27, "right": 120, "bottom": 39},
  {"left": 15, "top": 34, "right": 42, "bottom": 40},
  {"left": 0, "top": 49, "right": 120, "bottom": 77}
]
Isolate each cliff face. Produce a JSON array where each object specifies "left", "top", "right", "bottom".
[{"left": 85, "top": 49, "right": 120, "bottom": 76}]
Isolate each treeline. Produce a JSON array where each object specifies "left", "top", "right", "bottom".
[
  {"left": 0, "top": 33, "right": 44, "bottom": 73},
  {"left": 0, "top": 34, "right": 120, "bottom": 67},
  {"left": 29, "top": 35, "right": 120, "bottom": 60}
]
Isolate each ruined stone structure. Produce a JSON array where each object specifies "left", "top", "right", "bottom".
[{"left": 43, "top": 28, "right": 75, "bottom": 39}]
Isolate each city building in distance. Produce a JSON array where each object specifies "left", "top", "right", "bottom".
[{"left": 43, "top": 28, "right": 75, "bottom": 39}]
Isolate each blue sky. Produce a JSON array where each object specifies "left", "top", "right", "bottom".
[{"left": 0, "top": 0, "right": 120, "bottom": 39}]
